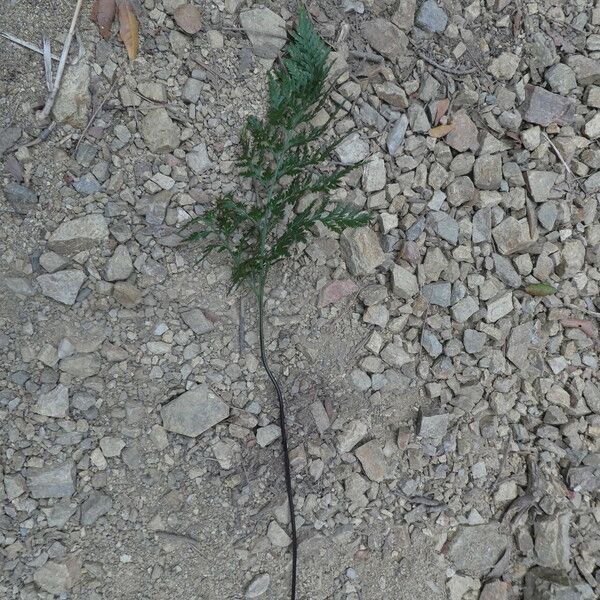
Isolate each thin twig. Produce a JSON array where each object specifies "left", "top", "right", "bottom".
[
  {"left": 0, "top": 32, "right": 62, "bottom": 61},
  {"left": 74, "top": 77, "right": 119, "bottom": 156},
  {"left": 258, "top": 288, "right": 298, "bottom": 600},
  {"left": 20, "top": 121, "right": 56, "bottom": 149},
  {"left": 38, "top": 0, "right": 84, "bottom": 121},
  {"left": 542, "top": 132, "right": 586, "bottom": 192},
  {"left": 349, "top": 50, "right": 384, "bottom": 63},
  {"left": 564, "top": 302, "right": 600, "bottom": 319},
  {"left": 408, "top": 39, "right": 477, "bottom": 76}
]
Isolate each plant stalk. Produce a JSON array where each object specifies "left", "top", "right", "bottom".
[{"left": 257, "top": 280, "right": 298, "bottom": 600}]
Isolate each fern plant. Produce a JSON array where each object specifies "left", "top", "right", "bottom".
[{"left": 184, "top": 10, "right": 370, "bottom": 599}]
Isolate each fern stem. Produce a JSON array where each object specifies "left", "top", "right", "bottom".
[{"left": 257, "top": 280, "right": 298, "bottom": 600}]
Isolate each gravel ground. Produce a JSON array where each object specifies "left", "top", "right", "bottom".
[{"left": 1, "top": 1, "right": 600, "bottom": 599}]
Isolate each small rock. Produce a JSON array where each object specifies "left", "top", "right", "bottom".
[
  {"left": 186, "top": 143, "right": 213, "bottom": 174},
  {"left": 534, "top": 513, "right": 571, "bottom": 570},
  {"left": 34, "top": 560, "right": 76, "bottom": 594},
  {"left": 181, "top": 77, "right": 203, "bottom": 104},
  {"left": 140, "top": 108, "right": 180, "bottom": 153},
  {"left": 48, "top": 214, "right": 109, "bottom": 255},
  {"left": 566, "top": 54, "right": 600, "bottom": 85},
  {"left": 355, "top": 440, "right": 387, "bottom": 482},
  {"left": 246, "top": 573, "right": 271, "bottom": 598},
  {"left": 447, "top": 522, "right": 509, "bottom": 576},
  {"left": 521, "top": 85, "right": 576, "bottom": 126},
  {"left": 416, "top": 0, "right": 448, "bottom": 32},
  {"left": 418, "top": 410, "right": 449, "bottom": 438},
  {"left": 492, "top": 217, "right": 533, "bottom": 255},
  {"left": 34, "top": 384, "right": 69, "bottom": 418},
  {"left": 60, "top": 354, "right": 101, "bottom": 378},
  {"left": 256, "top": 424, "right": 281, "bottom": 447},
  {"left": 480, "top": 580, "right": 509, "bottom": 600},
  {"left": 174, "top": 4, "right": 203, "bottom": 34},
  {"left": 446, "top": 110, "right": 479, "bottom": 152},
  {"left": 387, "top": 115, "right": 409, "bottom": 155},
  {"left": 81, "top": 491, "right": 113, "bottom": 526},
  {"left": 105, "top": 245, "right": 133, "bottom": 281},
  {"left": 4, "top": 182, "right": 38, "bottom": 213},
  {"left": 362, "top": 156, "right": 386, "bottom": 192},
  {"left": 0, "top": 126, "right": 22, "bottom": 155},
  {"left": 337, "top": 420, "right": 368, "bottom": 453},
  {"left": 430, "top": 212, "right": 459, "bottom": 245},
  {"left": 422, "top": 282, "right": 452, "bottom": 307},
  {"left": 544, "top": 63, "right": 577, "bottom": 95},
  {"left": 336, "top": 132, "right": 370, "bottom": 165},
  {"left": 53, "top": 61, "right": 90, "bottom": 128},
  {"left": 488, "top": 52, "right": 520, "bottom": 80},
  {"left": 363, "top": 18, "right": 408, "bottom": 59},
  {"left": 161, "top": 385, "right": 229, "bottom": 437},
  {"left": 340, "top": 227, "right": 385, "bottom": 276},
  {"left": 474, "top": 154, "right": 502, "bottom": 190},
  {"left": 507, "top": 322, "right": 532, "bottom": 367},
  {"left": 267, "top": 521, "right": 291, "bottom": 547},
  {"left": 524, "top": 568, "right": 591, "bottom": 600},
  {"left": 487, "top": 292, "right": 513, "bottom": 323},
  {"left": 37, "top": 270, "right": 85, "bottom": 305},
  {"left": 182, "top": 308, "right": 214, "bottom": 335},
  {"left": 318, "top": 279, "right": 358, "bottom": 307},
  {"left": 451, "top": 296, "right": 479, "bottom": 323},
  {"left": 526, "top": 170, "right": 558, "bottom": 202},
  {"left": 464, "top": 329, "right": 486, "bottom": 354},
  {"left": 374, "top": 82, "right": 408, "bottom": 108},
  {"left": 492, "top": 254, "right": 522, "bottom": 288},
  {"left": 391, "top": 264, "right": 418, "bottom": 300},
  {"left": 584, "top": 113, "right": 600, "bottom": 139},
  {"left": 240, "top": 8, "right": 286, "bottom": 59},
  {"left": 73, "top": 173, "right": 101, "bottom": 195},
  {"left": 583, "top": 381, "right": 600, "bottom": 413},
  {"left": 27, "top": 461, "right": 76, "bottom": 498}
]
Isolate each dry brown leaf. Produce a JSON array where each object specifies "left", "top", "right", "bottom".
[
  {"left": 434, "top": 99, "right": 450, "bottom": 125},
  {"left": 429, "top": 124, "right": 454, "bottom": 138},
  {"left": 561, "top": 318, "right": 597, "bottom": 339},
  {"left": 91, "top": 0, "right": 116, "bottom": 40},
  {"left": 117, "top": 0, "right": 139, "bottom": 61}
]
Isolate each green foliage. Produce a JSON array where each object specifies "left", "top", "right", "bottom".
[{"left": 184, "top": 9, "right": 370, "bottom": 294}]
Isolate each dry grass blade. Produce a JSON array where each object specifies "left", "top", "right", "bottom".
[
  {"left": 92, "top": 0, "right": 116, "bottom": 40},
  {"left": 43, "top": 38, "right": 53, "bottom": 91},
  {"left": 117, "top": 0, "right": 139, "bottom": 61}
]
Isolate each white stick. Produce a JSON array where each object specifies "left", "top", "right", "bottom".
[
  {"left": 43, "top": 38, "right": 53, "bottom": 91},
  {"left": 38, "top": 0, "right": 84, "bottom": 121},
  {"left": 1, "top": 32, "right": 61, "bottom": 61}
]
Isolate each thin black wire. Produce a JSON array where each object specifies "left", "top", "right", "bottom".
[{"left": 258, "top": 294, "right": 298, "bottom": 600}]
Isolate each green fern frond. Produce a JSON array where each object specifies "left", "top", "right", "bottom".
[{"left": 185, "top": 8, "right": 371, "bottom": 292}]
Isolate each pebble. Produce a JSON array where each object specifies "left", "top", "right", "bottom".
[
  {"left": 37, "top": 270, "right": 85, "bottom": 305},
  {"left": 416, "top": 0, "right": 448, "bottom": 32},
  {"left": 27, "top": 461, "right": 76, "bottom": 499},
  {"left": 161, "top": 385, "right": 229, "bottom": 437}
]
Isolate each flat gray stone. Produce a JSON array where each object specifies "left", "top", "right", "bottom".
[
  {"left": 27, "top": 461, "right": 76, "bottom": 498},
  {"left": 340, "top": 227, "right": 385, "bottom": 276},
  {"left": 391, "top": 264, "right": 418, "bottom": 300},
  {"left": 246, "top": 574, "right": 271, "bottom": 598},
  {"left": 256, "top": 424, "right": 281, "bottom": 447},
  {"left": 240, "top": 8, "right": 286, "bottom": 59},
  {"left": 422, "top": 282, "right": 452, "bottom": 307},
  {"left": 182, "top": 308, "right": 214, "bottom": 335},
  {"left": 387, "top": 115, "right": 409, "bottom": 155},
  {"left": 53, "top": 61, "right": 90, "bottom": 128},
  {"left": 534, "top": 513, "right": 571, "bottom": 570},
  {"left": 34, "top": 560, "right": 76, "bottom": 594},
  {"left": 140, "top": 107, "right": 180, "bottom": 153},
  {"left": 521, "top": 85, "right": 576, "bottom": 126},
  {"left": 355, "top": 440, "right": 387, "bottom": 482},
  {"left": 447, "top": 522, "right": 510, "bottom": 576},
  {"left": 363, "top": 18, "right": 408, "bottom": 59},
  {"left": 59, "top": 354, "right": 101, "bottom": 378},
  {"left": 81, "top": 491, "right": 113, "bottom": 526},
  {"left": 161, "top": 385, "right": 229, "bottom": 437},
  {"left": 34, "top": 384, "right": 69, "bottom": 418},
  {"left": 418, "top": 410, "right": 449, "bottom": 438},
  {"left": 416, "top": 0, "right": 448, "bottom": 32},
  {"left": 105, "top": 245, "right": 133, "bottom": 281},
  {"left": 336, "top": 132, "right": 370, "bottom": 165},
  {"left": 48, "top": 214, "right": 109, "bottom": 255},
  {"left": 337, "top": 419, "right": 368, "bottom": 453},
  {"left": 37, "top": 270, "right": 85, "bottom": 305},
  {"left": 186, "top": 143, "right": 213, "bottom": 174},
  {"left": 527, "top": 170, "right": 558, "bottom": 203}
]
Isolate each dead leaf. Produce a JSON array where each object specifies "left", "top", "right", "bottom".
[
  {"left": 524, "top": 283, "right": 557, "bottom": 297},
  {"left": 117, "top": 0, "right": 139, "bottom": 61},
  {"left": 91, "top": 0, "right": 116, "bottom": 40},
  {"left": 434, "top": 99, "right": 449, "bottom": 125},
  {"left": 429, "top": 124, "right": 454, "bottom": 138},
  {"left": 561, "top": 318, "right": 597, "bottom": 339}
]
